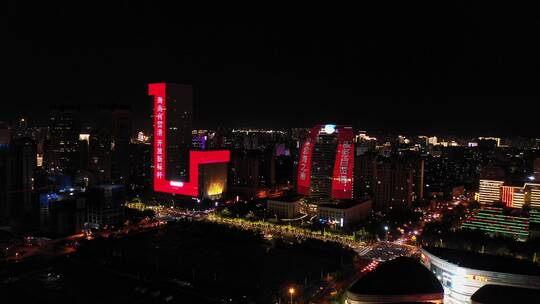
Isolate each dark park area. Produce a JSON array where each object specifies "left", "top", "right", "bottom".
[{"left": 1, "top": 220, "right": 355, "bottom": 303}]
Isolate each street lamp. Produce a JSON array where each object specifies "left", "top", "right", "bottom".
[
  {"left": 384, "top": 226, "right": 389, "bottom": 241},
  {"left": 288, "top": 287, "right": 295, "bottom": 304}
]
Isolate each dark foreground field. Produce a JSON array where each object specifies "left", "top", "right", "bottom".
[{"left": 0, "top": 220, "right": 355, "bottom": 303}]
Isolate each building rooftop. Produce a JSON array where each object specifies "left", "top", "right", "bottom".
[
  {"left": 267, "top": 195, "right": 301, "bottom": 203},
  {"left": 348, "top": 257, "right": 442, "bottom": 296},
  {"left": 503, "top": 180, "right": 525, "bottom": 187},
  {"left": 471, "top": 284, "right": 540, "bottom": 303},
  {"left": 91, "top": 184, "right": 125, "bottom": 190},
  {"left": 423, "top": 246, "right": 540, "bottom": 276},
  {"left": 319, "top": 198, "right": 371, "bottom": 209}
]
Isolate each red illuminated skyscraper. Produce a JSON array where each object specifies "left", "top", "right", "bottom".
[
  {"left": 297, "top": 125, "right": 354, "bottom": 200},
  {"left": 149, "top": 83, "right": 229, "bottom": 198}
]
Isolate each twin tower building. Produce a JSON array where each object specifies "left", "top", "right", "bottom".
[{"left": 297, "top": 124, "right": 355, "bottom": 200}]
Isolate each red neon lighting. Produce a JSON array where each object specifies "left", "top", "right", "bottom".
[
  {"left": 149, "top": 83, "right": 230, "bottom": 197},
  {"left": 501, "top": 186, "right": 514, "bottom": 208},
  {"left": 331, "top": 127, "right": 354, "bottom": 199},
  {"left": 297, "top": 127, "right": 318, "bottom": 195},
  {"left": 297, "top": 125, "right": 354, "bottom": 199}
]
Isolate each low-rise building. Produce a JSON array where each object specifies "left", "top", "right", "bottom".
[
  {"left": 39, "top": 192, "right": 86, "bottom": 237},
  {"left": 86, "top": 184, "right": 125, "bottom": 228},
  {"left": 461, "top": 206, "right": 529, "bottom": 240},
  {"left": 266, "top": 196, "right": 301, "bottom": 219},
  {"left": 317, "top": 199, "right": 372, "bottom": 228}
]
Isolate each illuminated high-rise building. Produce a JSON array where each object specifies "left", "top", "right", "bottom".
[
  {"left": 481, "top": 181, "right": 540, "bottom": 209},
  {"left": 478, "top": 179, "right": 504, "bottom": 205},
  {"left": 47, "top": 106, "right": 80, "bottom": 175},
  {"left": 159, "top": 84, "right": 193, "bottom": 181},
  {"left": 149, "top": 83, "right": 229, "bottom": 198},
  {"left": 373, "top": 158, "right": 414, "bottom": 210},
  {"left": 297, "top": 124, "right": 354, "bottom": 200},
  {"left": 355, "top": 152, "right": 423, "bottom": 210}
]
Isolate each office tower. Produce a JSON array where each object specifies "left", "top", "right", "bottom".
[
  {"left": 47, "top": 105, "right": 81, "bottom": 175},
  {"left": 309, "top": 125, "right": 339, "bottom": 198},
  {"left": 128, "top": 141, "right": 152, "bottom": 194},
  {"left": 275, "top": 154, "right": 293, "bottom": 185},
  {"left": 149, "top": 83, "right": 229, "bottom": 198},
  {"left": 79, "top": 133, "right": 89, "bottom": 172},
  {"left": 0, "top": 148, "right": 9, "bottom": 222},
  {"left": 160, "top": 84, "right": 192, "bottom": 181},
  {"left": 297, "top": 125, "right": 354, "bottom": 200},
  {"left": 354, "top": 151, "right": 377, "bottom": 199},
  {"left": 13, "top": 118, "right": 33, "bottom": 139},
  {"left": 86, "top": 184, "right": 125, "bottom": 228},
  {"left": 355, "top": 131, "right": 377, "bottom": 156},
  {"left": 258, "top": 149, "right": 276, "bottom": 187},
  {"left": 0, "top": 138, "right": 36, "bottom": 225},
  {"left": 534, "top": 158, "right": 540, "bottom": 180},
  {"left": 228, "top": 149, "right": 276, "bottom": 195},
  {"left": 0, "top": 122, "right": 10, "bottom": 146},
  {"left": 229, "top": 150, "right": 259, "bottom": 190},
  {"left": 411, "top": 155, "right": 425, "bottom": 201},
  {"left": 89, "top": 105, "right": 132, "bottom": 184},
  {"left": 373, "top": 157, "right": 414, "bottom": 210}
]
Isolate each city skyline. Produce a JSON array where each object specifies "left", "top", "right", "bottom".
[{"left": 4, "top": 3, "right": 540, "bottom": 303}]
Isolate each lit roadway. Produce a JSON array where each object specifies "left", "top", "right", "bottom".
[
  {"left": 205, "top": 214, "right": 417, "bottom": 257},
  {"left": 2, "top": 220, "right": 166, "bottom": 263},
  {"left": 4, "top": 234, "right": 82, "bottom": 262},
  {"left": 2, "top": 206, "right": 207, "bottom": 263},
  {"left": 204, "top": 213, "right": 419, "bottom": 303}
]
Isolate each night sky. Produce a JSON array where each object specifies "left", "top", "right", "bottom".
[{"left": 2, "top": 2, "right": 540, "bottom": 136}]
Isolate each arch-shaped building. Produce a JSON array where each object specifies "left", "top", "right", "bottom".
[
  {"left": 346, "top": 257, "right": 444, "bottom": 303},
  {"left": 420, "top": 246, "right": 540, "bottom": 303}
]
